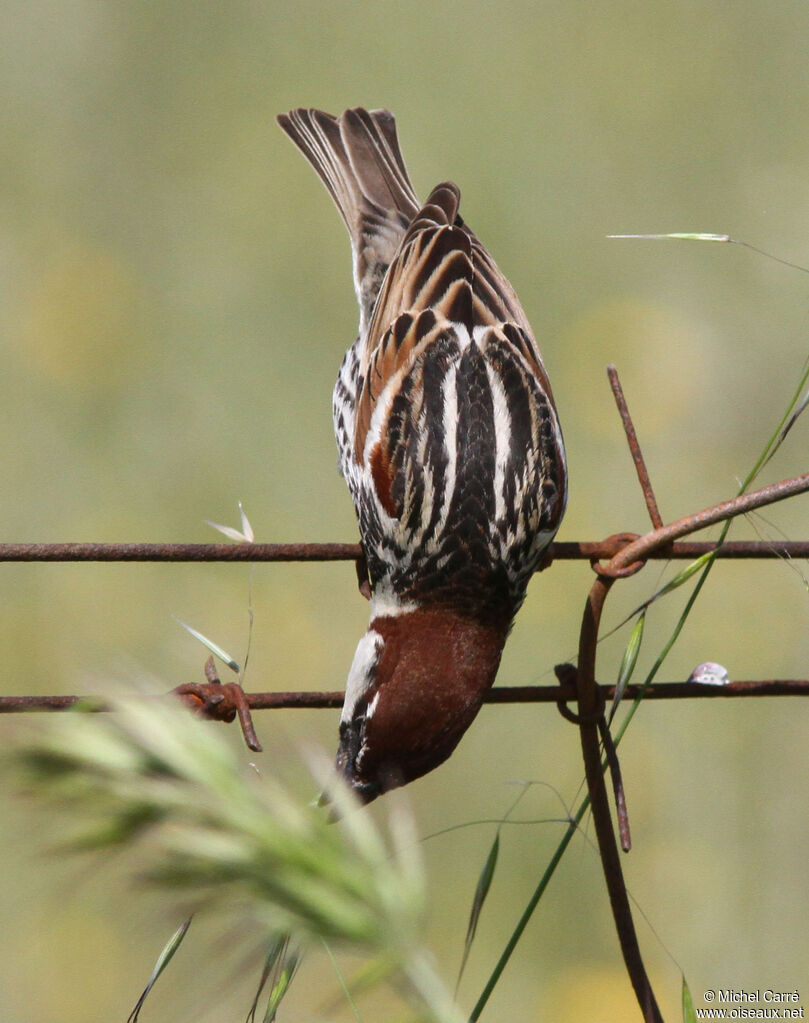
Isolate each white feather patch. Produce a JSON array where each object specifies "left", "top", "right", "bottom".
[
  {"left": 484, "top": 358, "right": 513, "bottom": 532},
  {"left": 365, "top": 690, "right": 381, "bottom": 721},
  {"left": 437, "top": 362, "right": 458, "bottom": 541},
  {"left": 341, "top": 629, "right": 384, "bottom": 723},
  {"left": 370, "top": 586, "right": 418, "bottom": 619}
]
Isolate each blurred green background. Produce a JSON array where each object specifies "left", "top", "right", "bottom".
[{"left": 1, "top": 2, "right": 808, "bottom": 1020}]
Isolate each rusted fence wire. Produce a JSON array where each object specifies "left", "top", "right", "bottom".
[
  {"left": 1, "top": 678, "right": 808, "bottom": 715},
  {"left": 1, "top": 538, "right": 808, "bottom": 561}
]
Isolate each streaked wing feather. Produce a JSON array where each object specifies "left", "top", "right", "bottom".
[
  {"left": 465, "top": 232, "right": 552, "bottom": 390},
  {"left": 353, "top": 180, "right": 553, "bottom": 465}
]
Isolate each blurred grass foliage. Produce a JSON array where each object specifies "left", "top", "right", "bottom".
[
  {"left": 11, "top": 695, "right": 464, "bottom": 1022},
  {"left": 1, "top": 1, "right": 808, "bottom": 1020}
]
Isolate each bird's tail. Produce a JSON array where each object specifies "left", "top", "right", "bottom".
[{"left": 277, "top": 108, "right": 421, "bottom": 329}]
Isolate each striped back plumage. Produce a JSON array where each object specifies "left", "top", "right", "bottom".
[{"left": 278, "top": 108, "right": 567, "bottom": 623}]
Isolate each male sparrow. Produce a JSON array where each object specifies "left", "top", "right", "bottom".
[{"left": 278, "top": 108, "right": 567, "bottom": 803}]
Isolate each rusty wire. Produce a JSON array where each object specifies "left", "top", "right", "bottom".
[
  {"left": 1, "top": 538, "right": 809, "bottom": 562},
  {"left": 607, "top": 365, "right": 664, "bottom": 530},
  {"left": 1, "top": 679, "right": 807, "bottom": 716}
]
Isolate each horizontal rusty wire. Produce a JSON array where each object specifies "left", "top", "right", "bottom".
[
  {"left": 1, "top": 679, "right": 807, "bottom": 715},
  {"left": 1, "top": 539, "right": 808, "bottom": 562}
]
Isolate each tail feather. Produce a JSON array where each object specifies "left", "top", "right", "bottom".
[{"left": 277, "top": 108, "right": 421, "bottom": 331}]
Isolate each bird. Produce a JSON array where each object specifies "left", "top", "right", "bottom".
[{"left": 277, "top": 108, "right": 567, "bottom": 804}]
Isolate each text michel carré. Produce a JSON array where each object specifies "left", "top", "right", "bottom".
[{"left": 718, "top": 990, "right": 800, "bottom": 1003}]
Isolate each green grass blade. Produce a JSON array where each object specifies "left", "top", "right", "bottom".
[
  {"left": 761, "top": 382, "right": 809, "bottom": 469},
  {"left": 456, "top": 832, "right": 499, "bottom": 991},
  {"left": 468, "top": 803, "right": 585, "bottom": 1022},
  {"left": 127, "top": 916, "right": 192, "bottom": 1022},
  {"left": 682, "top": 974, "right": 697, "bottom": 1023},
  {"left": 609, "top": 232, "right": 809, "bottom": 273},
  {"left": 608, "top": 232, "right": 730, "bottom": 242},
  {"left": 603, "top": 551, "right": 717, "bottom": 643},
  {"left": 262, "top": 946, "right": 301, "bottom": 1022},
  {"left": 742, "top": 357, "right": 809, "bottom": 486},
  {"left": 175, "top": 618, "right": 240, "bottom": 673},
  {"left": 609, "top": 610, "right": 645, "bottom": 723},
  {"left": 321, "top": 940, "right": 366, "bottom": 1023},
  {"left": 247, "top": 935, "right": 292, "bottom": 1023},
  {"left": 653, "top": 552, "right": 715, "bottom": 599}
]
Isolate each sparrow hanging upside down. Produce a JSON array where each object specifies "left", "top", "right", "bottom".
[{"left": 277, "top": 108, "right": 567, "bottom": 804}]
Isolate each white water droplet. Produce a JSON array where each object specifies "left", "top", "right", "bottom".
[{"left": 688, "top": 661, "right": 730, "bottom": 686}]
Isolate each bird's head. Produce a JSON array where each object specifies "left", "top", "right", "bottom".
[{"left": 336, "top": 605, "right": 510, "bottom": 804}]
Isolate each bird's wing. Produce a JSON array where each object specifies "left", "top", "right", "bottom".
[{"left": 353, "top": 181, "right": 555, "bottom": 469}]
